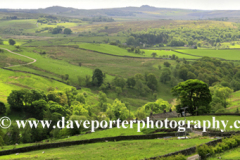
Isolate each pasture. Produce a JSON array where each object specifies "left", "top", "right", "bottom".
[
  {"left": 209, "top": 146, "right": 240, "bottom": 160},
  {"left": 176, "top": 49, "right": 240, "bottom": 60},
  {"left": 0, "top": 138, "right": 214, "bottom": 160},
  {"left": 78, "top": 43, "right": 198, "bottom": 59}
]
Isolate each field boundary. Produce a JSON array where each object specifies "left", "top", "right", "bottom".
[{"left": 0, "top": 132, "right": 184, "bottom": 156}]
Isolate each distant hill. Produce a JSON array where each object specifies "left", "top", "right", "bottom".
[{"left": 1, "top": 5, "right": 240, "bottom": 20}]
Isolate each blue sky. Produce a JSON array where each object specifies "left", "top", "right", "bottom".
[{"left": 1, "top": 0, "right": 240, "bottom": 10}]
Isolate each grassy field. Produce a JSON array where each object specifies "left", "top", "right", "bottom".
[
  {"left": 78, "top": 43, "right": 199, "bottom": 59},
  {"left": 0, "top": 138, "right": 214, "bottom": 160},
  {"left": 208, "top": 146, "right": 240, "bottom": 160},
  {"left": 177, "top": 49, "right": 240, "bottom": 60},
  {"left": 227, "top": 91, "right": 240, "bottom": 112},
  {"left": 0, "top": 69, "right": 71, "bottom": 103},
  {"left": 0, "top": 19, "right": 81, "bottom": 35},
  {"left": 0, "top": 44, "right": 175, "bottom": 109},
  {"left": 221, "top": 41, "right": 240, "bottom": 48}
]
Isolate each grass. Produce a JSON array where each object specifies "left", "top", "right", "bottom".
[
  {"left": 0, "top": 69, "right": 71, "bottom": 103},
  {"left": 0, "top": 44, "right": 176, "bottom": 108},
  {"left": 0, "top": 138, "right": 214, "bottom": 160},
  {"left": 227, "top": 91, "right": 240, "bottom": 112},
  {"left": 0, "top": 19, "right": 81, "bottom": 35},
  {"left": 172, "top": 116, "right": 240, "bottom": 131},
  {"left": 176, "top": 49, "right": 240, "bottom": 60},
  {"left": 208, "top": 146, "right": 240, "bottom": 160},
  {"left": 78, "top": 43, "right": 198, "bottom": 59}
]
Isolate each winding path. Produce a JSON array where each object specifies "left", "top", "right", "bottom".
[{"left": 0, "top": 48, "right": 37, "bottom": 68}]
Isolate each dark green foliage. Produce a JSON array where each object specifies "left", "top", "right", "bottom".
[
  {"left": 172, "top": 79, "right": 212, "bottom": 115},
  {"left": 126, "top": 77, "right": 136, "bottom": 88},
  {"left": 151, "top": 52, "right": 157, "bottom": 58},
  {"left": 197, "top": 144, "right": 213, "bottom": 159},
  {"left": 146, "top": 73, "right": 158, "bottom": 91},
  {"left": 7, "top": 90, "right": 24, "bottom": 111},
  {"left": 63, "top": 28, "right": 72, "bottom": 34},
  {"left": 160, "top": 68, "right": 171, "bottom": 84},
  {"left": 0, "top": 102, "right": 6, "bottom": 115},
  {"left": 8, "top": 39, "right": 16, "bottom": 45},
  {"left": 112, "top": 76, "right": 126, "bottom": 89},
  {"left": 32, "top": 100, "right": 49, "bottom": 119},
  {"left": 164, "top": 61, "right": 171, "bottom": 67},
  {"left": 52, "top": 26, "right": 63, "bottom": 34},
  {"left": 92, "top": 69, "right": 104, "bottom": 87},
  {"left": 4, "top": 123, "right": 20, "bottom": 145}
]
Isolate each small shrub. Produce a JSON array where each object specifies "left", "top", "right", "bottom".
[{"left": 197, "top": 144, "right": 214, "bottom": 159}]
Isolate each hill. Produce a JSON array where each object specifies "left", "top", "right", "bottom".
[{"left": 1, "top": 6, "right": 240, "bottom": 21}]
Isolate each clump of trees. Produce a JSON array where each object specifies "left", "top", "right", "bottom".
[
  {"left": 127, "top": 27, "right": 240, "bottom": 47},
  {"left": 8, "top": 39, "right": 16, "bottom": 45},
  {"left": 63, "top": 28, "right": 72, "bottom": 34}
]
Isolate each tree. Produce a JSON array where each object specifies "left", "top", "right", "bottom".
[
  {"left": 7, "top": 90, "right": 24, "bottom": 111},
  {"left": 52, "top": 27, "right": 62, "bottom": 34},
  {"left": 171, "top": 79, "right": 212, "bottom": 115},
  {"left": 63, "top": 28, "right": 72, "bottom": 34},
  {"left": 126, "top": 77, "right": 136, "bottom": 88},
  {"left": 111, "top": 99, "right": 132, "bottom": 120},
  {"left": 115, "top": 87, "right": 122, "bottom": 96},
  {"left": 8, "top": 39, "right": 16, "bottom": 45},
  {"left": 179, "top": 67, "right": 188, "bottom": 81},
  {"left": 4, "top": 123, "right": 20, "bottom": 145},
  {"left": 71, "top": 103, "right": 88, "bottom": 116},
  {"left": 144, "top": 99, "right": 170, "bottom": 113},
  {"left": 151, "top": 52, "right": 157, "bottom": 58},
  {"left": 126, "top": 36, "right": 135, "bottom": 45},
  {"left": 32, "top": 100, "right": 49, "bottom": 119},
  {"left": 92, "top": 69, "right": 104, "bottom": 87},
  {"left": 0, "top": 102, "right": 6, "bottom": 115},
  {"left": 68, "top": 115, "right": 87, "bottom": 135},
  {"left": 112, "top": 76, "right": 126, "bottom": 90},
  {"left": 164, "top": 61, "right": 171, "bottom": 67},
  {"left": 98, "top": 91, "right": 107, "bottom": 109},
  {"left": 146, "top": 73, "right": 158, "bottom": 91},
  {"left": 76, "top": 93, "right": 86, "bottom": 104},
  {"left": 160, "top": 69, "right": 171, "bottom": 84},
  {"left": 187, "top": 71, "right": 197, "bottom": 79}
]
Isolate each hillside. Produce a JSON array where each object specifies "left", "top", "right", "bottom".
[{"left": 1, "top": 6, "right": 240, "bottom": 21}]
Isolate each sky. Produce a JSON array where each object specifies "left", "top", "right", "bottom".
[{"left": 1, "top": 0, "right": 240, "bottom": 10}]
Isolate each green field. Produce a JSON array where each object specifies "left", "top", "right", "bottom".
[
  {"left": 177, "top": 49, "right": 240, "bottom": 60},
  {"left": 227, "top": 91, "right": 240, "bottom": 112},
  {"left": 0, "top": 19, "right": 81, "bottom": 34},
  {"left": 78, "top": 43, "right": 198, "bottom": 59},
  {"left": 0, "top": 138, "right": 214, "bottom": 160},
  {"left": 209, "top": 146, "right": 240, "bottom": 160}
]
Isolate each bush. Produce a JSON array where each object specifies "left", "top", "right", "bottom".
[
  {"left": 197, "top": 144, "right": 214, "bottom": 159},
  {"left": 0, "top": 102, "right": 6, "bottom": 115},
  {"left": 223, "top": 138, "right": 238, "bottom": 148}
]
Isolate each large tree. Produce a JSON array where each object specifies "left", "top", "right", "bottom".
[
  {"left": 8, "top": 39, "right": 16, "bottom": 45},
  {"left": 92, "top": 69, "right": 104, "bottom": 87},
  {"left": 171, "top": 79, "right": 212, "bottom": 115}
]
